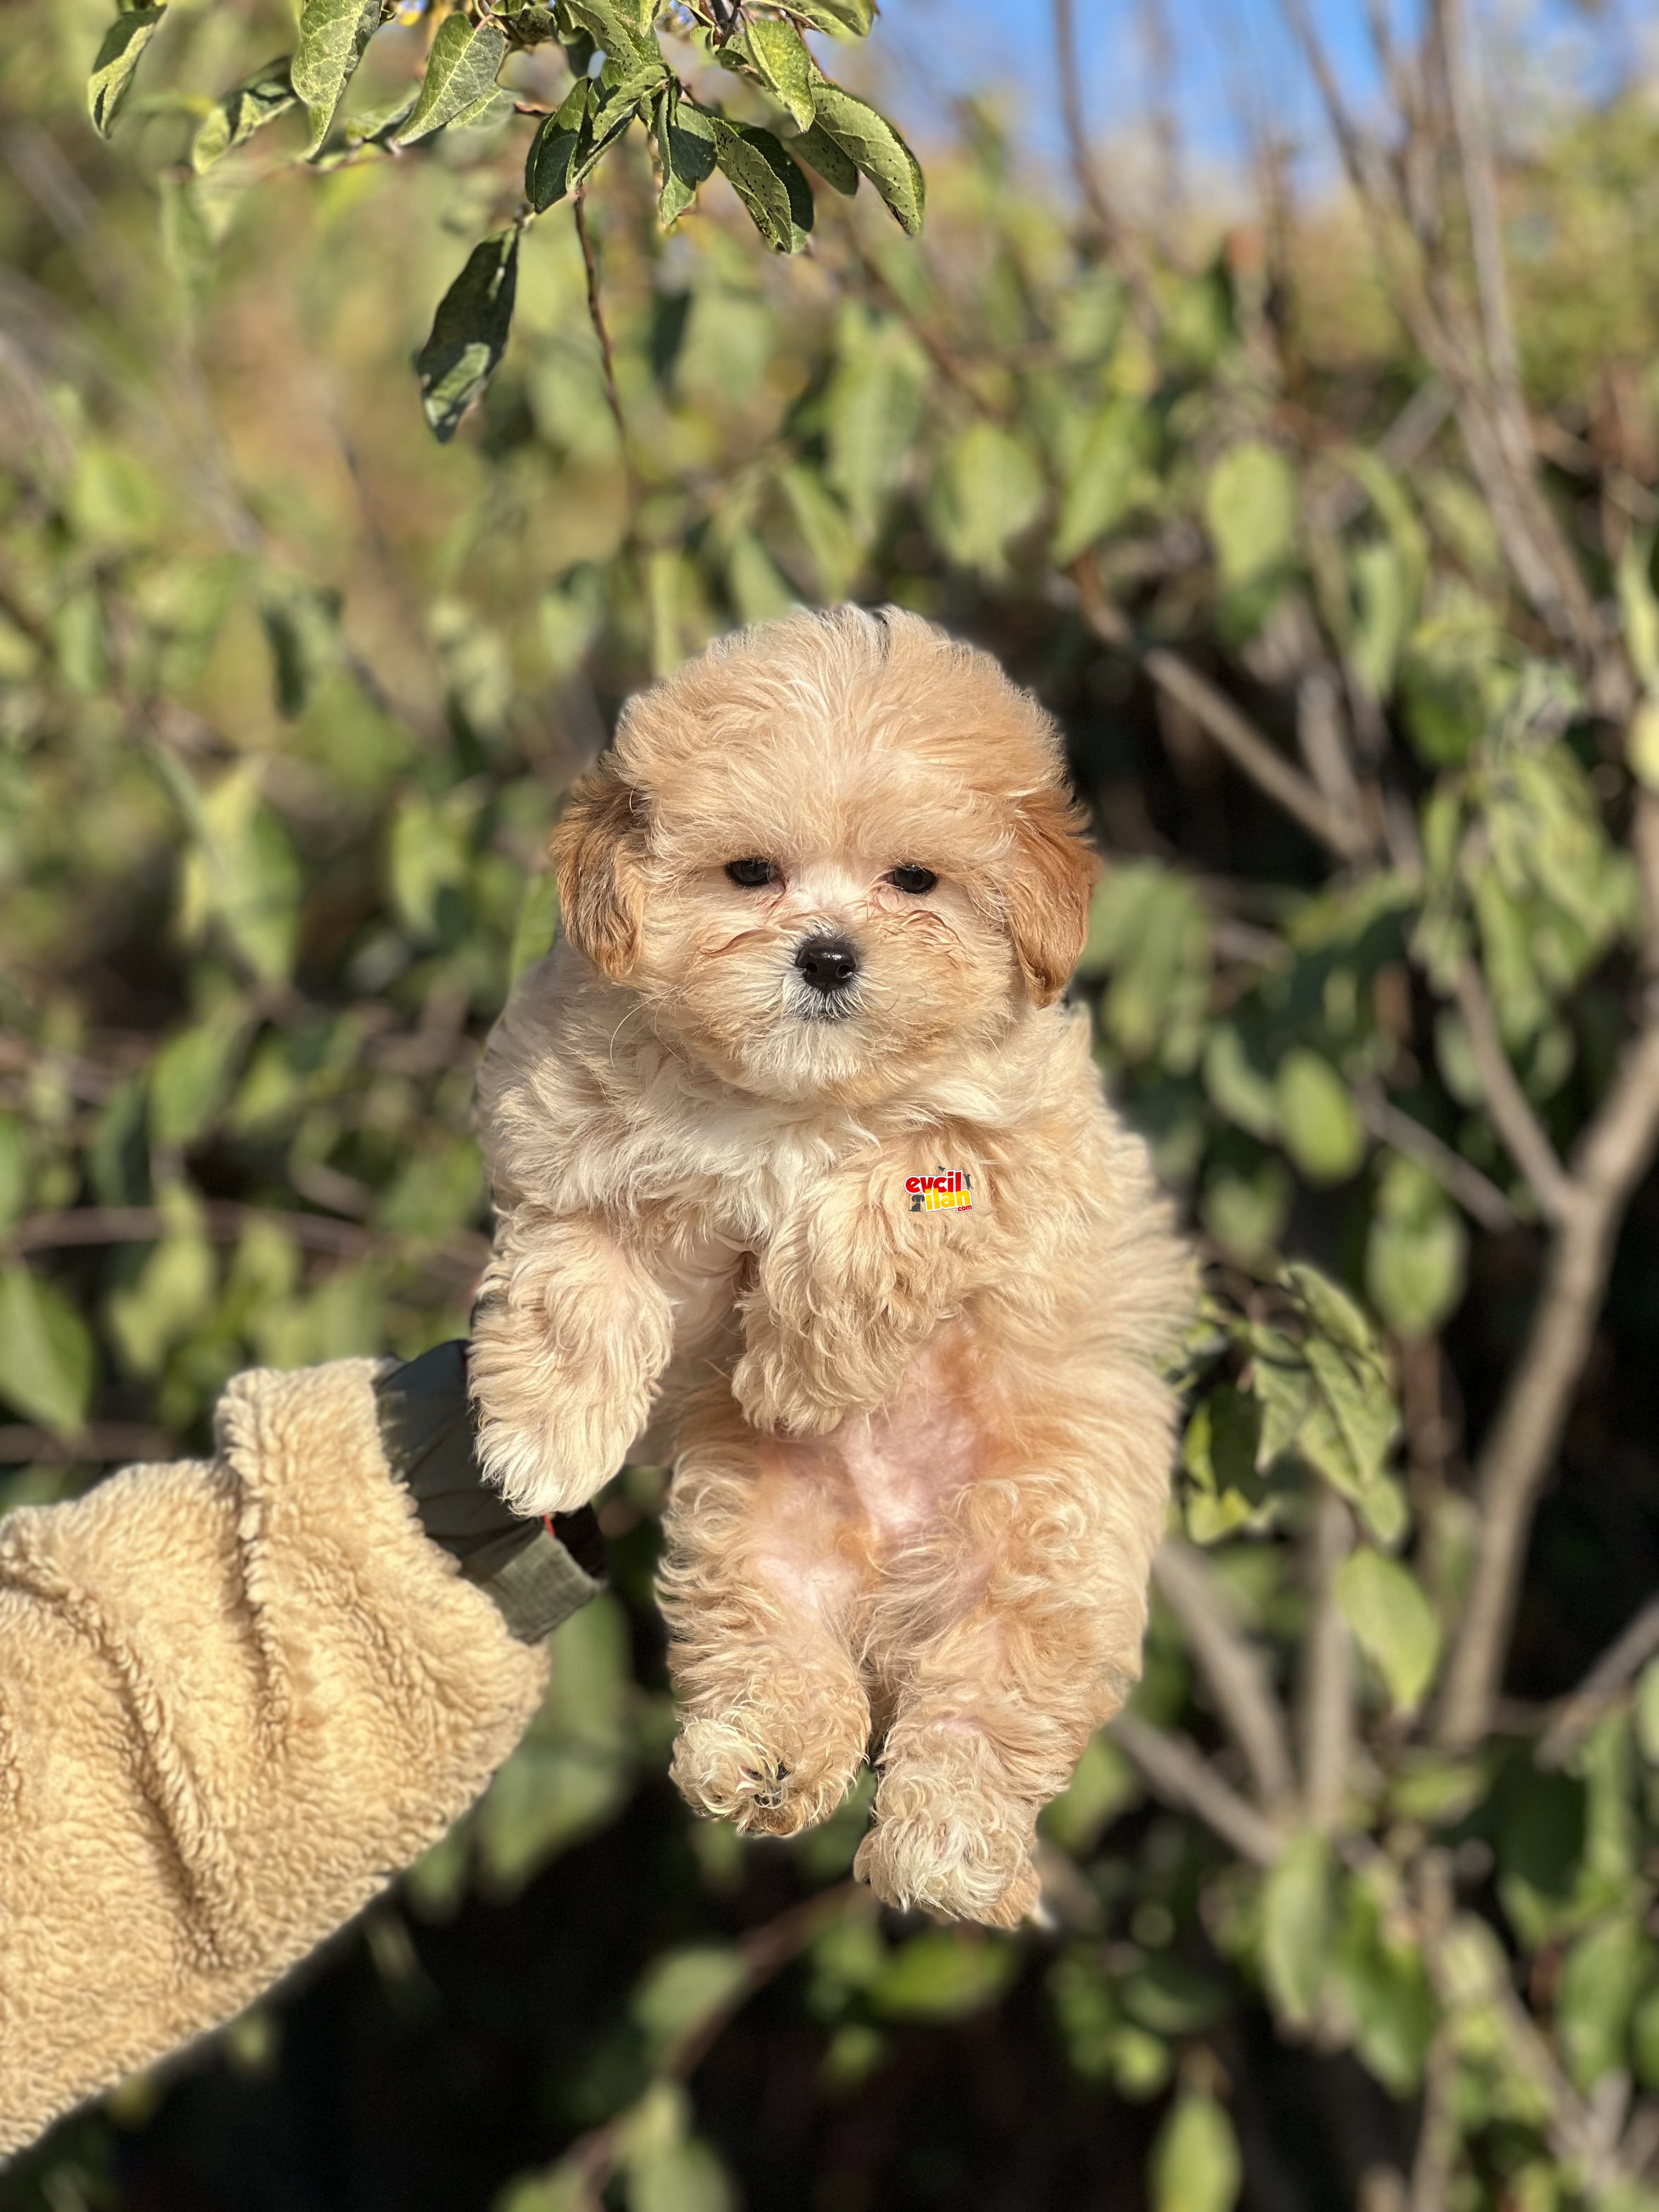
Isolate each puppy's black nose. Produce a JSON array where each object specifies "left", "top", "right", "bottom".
[{"left": 794, "top": 934, "right": 860, "bottom": 994}]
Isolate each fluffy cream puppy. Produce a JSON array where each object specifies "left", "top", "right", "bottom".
[{"left": 472, "top": 605, "right": 1193, "bottom": 1926}]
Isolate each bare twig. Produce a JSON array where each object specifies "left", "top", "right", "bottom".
[
  {"left": 1355, "top": 1085, "right": 1518, "bottom": 1233},
  {"left": 3, "top": 1203, "right": 489, "bottom": 1286},
  {"left": 1448, "top": 960, "right": 1572, "bottom": 1222},
  {"left": 1111, "top": 1712, "right": 1285, "bottom": 1866},
  {"left": 573, "top": 189, "right": 628, "bottom": 454},
  {"left": 1438, "top": 1015, "right": 1659, "bottom": 1747},
  {"left": 1073, "top": 561, "right": 1375, "bottom": 862},
  {"left": 1431, "top": 0, "right": 1519, "bottom": 402},
  {"left": 1537, "top": 1595, "right": 1659, "bottom": 1769},
  {"left": 0, "top": 1424, "right": 174, "bottom": 1466},
  {"left": 1051, "top": 0, "right": 1119, "bottom": 247},
  {"left": 1297, "top": 1491, "right": 1355, "bottom": 1830},
  {"left": 1153, "top": 1541, "right": 1297, "bottom": 1811}
]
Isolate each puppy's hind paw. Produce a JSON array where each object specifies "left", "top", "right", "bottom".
[
  {"left": 672, "top": 1701, "right": 867, "bottom": 1839},
  {"left": 854, "top": 1756, "right": 1042, "bottom": 1928}
]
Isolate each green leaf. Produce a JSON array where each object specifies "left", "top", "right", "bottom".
[
  {"left": 291, "top": 0, "right": 381, "bottom": 155},
  {"left": 1261, "top": 1830, "right": 1333, "bottom": 2026},
  {"left": 164, "top": 758, "right": 302, "bottom": 984},
  {"left": 394, "top": 14, "right": 506, "bottom": 143},
  {"left": 560, "top": 0, "right": 654, "bottom": 64},
  {"left": 1203, "top": 1025, "right": 1279, "bottom": 1141},
  {"left": 1204, "top": 441, "right": 1298, "bottom": 589},
  {"left": 783, "top": 0, "right": 876, "bottom": 31},
  {"left": 627, "top": 2140, "right": 735, "bottom": 2212},
  {"left": 1304, "top": 1340, "right": 1396, "bottom": 1495},
  {"left": 88, "top": 6, "right": 168, "bottom": 138},
  {"left": 1365, "top": 1153, "right": 1467, "bottom": 1338},
  {"left": 1350, "top": 538, "right": 1411, "bottom": 699},
  {"left": 0, "top": 1268, "right": 95, "bottom": 1434},
  {"left": 525, "top": 79, "right": 592, "bottom": 210},
  {"left": 928, "top": 423, "right": 1047, "bottom": 579},
  {"left": 713, "top": 120, "right": 813, "bottom": 253},
  {"left": 1150, "top": 2090, "right": 1242, "bottom": 2212},
  {"left": 108, "top": 1228, "right": 216, "bottom": 1378},
  {"left": 191, "top": 55, "right": 296, "bottom": 172},
  {"left": 653, "top": 86, "right": 718, "bottom": 227},
  {"left": 1618, "top": 535, "right": 1659, "bottom": 694},
  {"left": 790, "top": 121, "right": 859, "bottom": 195},
  {"left": 823, "top": 314, "right": 926, "bottom": 539},
  {"left": 806, "top": 76, "right": 924, "bottom": 234},
  {"left": 631, "top": 1946, "right": 749, "bottom": 2061},
  {"left": 1556, "top": 1912, "right": 1653, "bottom": 2093},
  {"left": 777, "top": 463, "right": 860, "bottom": 598},
  {"left": 870, "top": 1931, "right": 1019, "bottom": 2021},
  {"left": 1276, "top": 1047, "right": 1364, "bottom": 1184},
  {"left": 509, "top": 871, "right": 561, "bottom": 983},
  {"left": 741, "top": 18, "right": 816, "bottom": 128},
  {"left": 1338, "top": 1549, "right": 1441, "bottom": 1712},
  {"left": 1052, "top": 401, "right": 1142, "bottom": 564},
  {"left": 149, "top": 1014, "right": 249, "bottom": 1149},
  {"left": 415, "top": 230, "right": 520, "bottom": 444}
]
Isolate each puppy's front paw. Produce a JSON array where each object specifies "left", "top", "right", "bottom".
[
  {"left": 672, "top": 1685, "right": 870, "bottom": 1838},
  {"left": 472, "top": 1408, "right": 623, "bottom": 1519},
  {"left": 854, "top": 1734, "right": 1041, "bottom": 1928}
]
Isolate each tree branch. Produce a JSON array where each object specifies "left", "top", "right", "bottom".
[
  {"left": 1355, "top": 1085, "right": 1518, "bottom": 1232},
  {"left": 1110, "top": 1712, "right": 1285, "bottom": 1866},
  {"left": 1153, "top": 1541, "right": 1298, "bottom": 1812},
  {"left": 1437, "top": 1014, "right": 1659, "bottom": 1747},
  {"left": 1448, "top": 960, "right": 1572, "bottom": 1222},
  {"left": 1073, "top": 561, "right": 1375, "bottom": 861},
  {"left": 1538, "top": 1595, "right": 1659, "bottom": 1770},
  {"left": 0, "top": 1423, "right": 174, "bottom": 1466},
  {"left": 1051, "top": 0, "right": 1119, "bottom": 248},
  {"left": 3, "top": 1202, "right": 489, "bottom": 1285}
]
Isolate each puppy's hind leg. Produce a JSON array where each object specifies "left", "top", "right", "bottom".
[
  {"left": 662, "top": 1395, "right": 872, "bottom": 1839},
  {"left": 858, "top": 1384, "right": 1171, "bottom": 1927},
  {"left": 470, "top": 1209, "right": 675, "bottom": 1517}
]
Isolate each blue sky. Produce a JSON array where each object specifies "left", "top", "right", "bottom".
[{"left": 862, "top": 0, "right": 1645, "bottom": 193}]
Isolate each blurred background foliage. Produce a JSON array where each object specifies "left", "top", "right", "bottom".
[{"left": 10, "top": 0, "right": 1659, "bottom": 2205}]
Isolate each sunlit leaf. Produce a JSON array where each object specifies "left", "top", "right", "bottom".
[
  {"left": 1338, "top": 1549, "right": 1441, "bottom": 1712},
  {"left": 0, "top": 1268, "right": 94, "bottom": 1433},
  {"left": 291, "top": 0, "right": 380, "bottom": 154},
  {"left": 1204, "top": 441, "right": 1297, "bottom": 588},
  {"left": 806, "top": 76, "right": 924, "bottom": 234},
  {"left": 1150, "top": 2090, "right": 1242, "bottom": 2212},
  {"left": 88, "top": 5, "right": 168, "bottom": 137},
  {"left": 394, "top": 14, "right": 506, "bottom": 144}
]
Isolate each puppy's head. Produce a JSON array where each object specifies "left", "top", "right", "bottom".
[{"left": 551, "top": 607, "right": 1099, "bottom": 1101}]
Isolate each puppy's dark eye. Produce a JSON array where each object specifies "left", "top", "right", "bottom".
[
  {"left": 725, "top": 858, "right": 780, "bottom": 888},
  {"left": 887, "top": 864, "right": 938, "bottom": 895}
]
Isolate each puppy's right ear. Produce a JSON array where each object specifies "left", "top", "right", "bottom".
[{"left": 551, "top": 762, "right": 648, "bottom": 980}]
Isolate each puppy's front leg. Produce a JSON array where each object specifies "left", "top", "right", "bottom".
[
  {"left": 734, "top": 1172, "right": 967, "bottom": 1435},
  {"left": 470, "top": 1208, "right": 674, "bottom": 1516}
]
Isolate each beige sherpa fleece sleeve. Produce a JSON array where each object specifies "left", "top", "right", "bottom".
[{"left": 0, "top": 1358, "right": 551, "bottom": 2156}]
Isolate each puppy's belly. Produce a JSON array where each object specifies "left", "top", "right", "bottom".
[{"left": 766, "top": 1333, "right": 985, "bottom": 1549}]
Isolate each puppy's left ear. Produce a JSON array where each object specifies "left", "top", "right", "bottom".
[
  {"left": 551, "top": 760, "right": 650, "bottom": 980},
  {"left": 1005, "top": 784, "right": 1101, "bottom": 1006}
]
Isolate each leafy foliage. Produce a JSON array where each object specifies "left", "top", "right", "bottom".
[{"left": 9, "top": 1, "right": 1659, "bottom": 2205}]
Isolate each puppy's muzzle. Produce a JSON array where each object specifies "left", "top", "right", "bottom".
[{"left": 793, "top": 934, "right": 860, "bottom": 997}]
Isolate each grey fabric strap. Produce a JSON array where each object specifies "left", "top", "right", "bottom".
[{"left": 373, "top": 1340, "right": 606, "bottom": 1645}]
